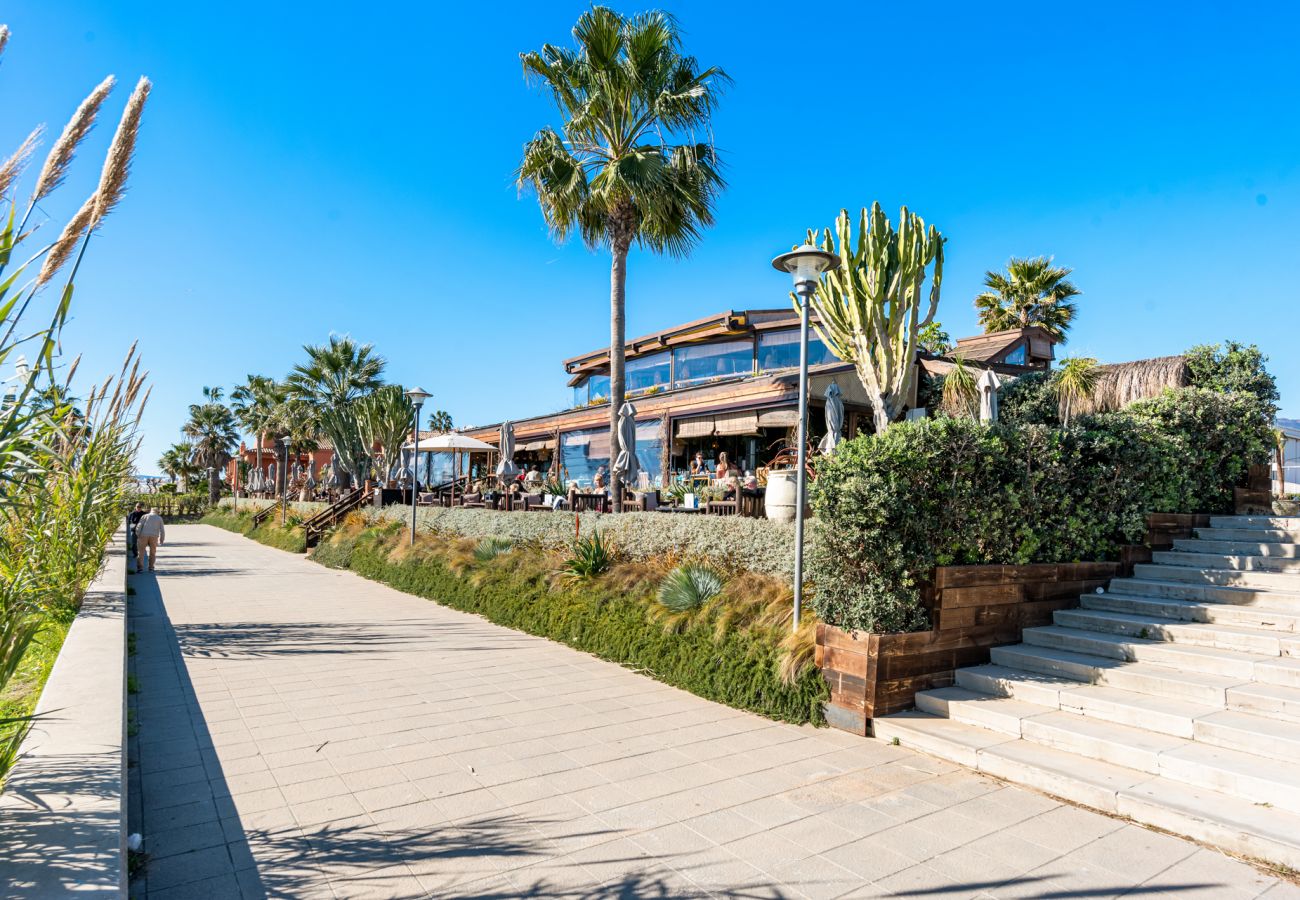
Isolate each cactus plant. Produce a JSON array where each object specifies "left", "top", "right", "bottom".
[{"left": 800, "top": 203, "right": 945, "bottom": 433}]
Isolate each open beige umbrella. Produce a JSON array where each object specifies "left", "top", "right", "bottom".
[{"left": 402, "top": 432, "right": 497, "bottom": 506}]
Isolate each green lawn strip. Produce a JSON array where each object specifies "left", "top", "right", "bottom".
[{"left": 0, "top": 619, "right": 71, "bottom": 721}]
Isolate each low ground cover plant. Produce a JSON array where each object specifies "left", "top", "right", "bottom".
[
  {"left": 368, "top": 506, "right": 803, "bottom": 579},
  {"left": 812, "top": 386, "right": 1273, "bottom": 634},
  {"left": 308, "top": 518, "right": 827, "bottom": 724}
]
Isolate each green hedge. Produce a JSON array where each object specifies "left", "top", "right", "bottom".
[
  {"left": 810, "top": 387, "right": 1272, "bottom": 634},
  {"left": 200, "top": 508, "right": 307, "bottom": 554},
  {"left": 313, "top": 525, "right": 827, "bottom": 725}
]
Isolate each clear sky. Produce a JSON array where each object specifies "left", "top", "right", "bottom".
[{"left": 5, "top": 2, "right": 1298, "bottom": 473}]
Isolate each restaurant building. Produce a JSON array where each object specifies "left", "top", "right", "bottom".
[{"left": 452, "top": 310, "right": 1058, "bottom": 489}]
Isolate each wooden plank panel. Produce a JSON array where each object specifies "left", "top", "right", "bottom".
[{"left": 819, "top": 645, "right": 868, "bottom": 680}]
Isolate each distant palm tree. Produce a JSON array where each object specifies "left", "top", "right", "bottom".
[
  {"left": 183, "top": 402, "right": 239, "bottom": 504},
  {"left": 230, "top": 375, "right": 284, "bottom": 487},
  {"left": 975, "top": 257, "right": 1081, "bottom": 342},
  {"left": 517, "top": 7, "right": 728, "bottom": 510},
  {"left": 1055, "top": 356, "right": 1099, "bottom": 426},
  {"left": 286, "top": 336, "right": 385, "bottom": 408},
  {"left": 427, "top": 409, "right": 453, "bottom": 434},
  {"left": 158, "top": 442, "right": 199, "bottom": 493}
]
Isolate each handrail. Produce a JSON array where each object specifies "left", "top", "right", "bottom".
[
  {"left": 303, "top": 485, "right": 372, "bottom": 547},
  {"left": 250, "top": 503, "right": 278, "bottom": 526}
]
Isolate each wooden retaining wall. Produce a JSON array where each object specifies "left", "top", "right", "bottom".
[{"left": 815, "top": 559, "right": 1128, "bottom": 734}]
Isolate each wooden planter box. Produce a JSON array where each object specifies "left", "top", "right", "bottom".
[{"left": 816, "top": 557, "right": 1142, "bottom": 735}]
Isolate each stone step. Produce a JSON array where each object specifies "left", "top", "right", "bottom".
[
  {"left": 872, "top": 711, "right": 1300, "bottom": 868},
  {"left": 1081, "top": 591, "right": 1300, "bottom": 633},
  {"left": 1193, "top": 710, "right": 1300, "bottom": 763},
  {"left": 1175, "top": 537, "right": 1300, "bottom": 558},
  {"left": 989, "top": 643, "right": 1244, "bottom": 706},
  {"left": 1153, "top": 549, "right": 1300, "bottom": 574},
  {"left": 1199, "top": 526, "right": 1300, "bottom": 544},
  {"left": 955, "top": 664, "right": 1216, "bottom": 738},
  {"left": 1023, "top": 625, "right": 1259, "bottom": 678},
  {"left": 1053, "top": 607, "right": 1295, "bottom": 656},
  {"left": 914, "top": 686, "right": 1048, "bottom": 736},
  {"left": 915, "top": 684, "right": 1300, "bottom": 782},
  {"left": 1131, "top": 563, "right": 1300, "bottom": 592},
  {"left": 1114, "top": 577, "right": 1300, "bottom": 608},
  {"left": 1226, "top": 682, "right": 1300, "bottom": 723},
  {"left": 1210, "top": 515, "right": 1300, "bottom": 530}
]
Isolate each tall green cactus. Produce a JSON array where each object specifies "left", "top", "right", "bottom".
[{"left": 801, "top": 202, "right": 944, "bottom": 432}]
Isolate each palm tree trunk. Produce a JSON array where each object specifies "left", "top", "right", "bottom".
[
  {"left": 609, "top": 240, "right": 628, "bottom": 513},
  {"left": 209, "top": 467, "right": 220, "bottom": 506},
  {"left": 255, "top": 433, "right": 263, "bottom": 494}
]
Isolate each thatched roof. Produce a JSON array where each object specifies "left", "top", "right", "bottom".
[{"left": 1072, "top": 355, "right": 1189, "bottom": 416}]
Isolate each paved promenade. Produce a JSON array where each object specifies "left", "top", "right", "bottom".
[{"left": 127, "top": 525, "right": 1296, "bottom": 899}]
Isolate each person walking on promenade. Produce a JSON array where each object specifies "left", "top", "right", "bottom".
[
  {"left": 127, "top": 502, "right": 145, "bottom": 561},
  {"left": 135, "top": 507, "right": 166, "bottom": 572}
]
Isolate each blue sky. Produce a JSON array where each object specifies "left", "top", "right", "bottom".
[{"left": 5, "top": 2, "right": 1298, "bottom": 473}]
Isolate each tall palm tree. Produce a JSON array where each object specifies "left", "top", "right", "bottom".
[
  {"left": 158, "top": 442, "right": 199, "bottom": 493},
  {"left": 286, "top": 336, "right": 385, "bottom": 487},
  {"left": 230, "top": 374, "right": 284, "bottom": 487},
  {"left": 517, "top": 7, "right": 728, "bottom": 510},
  {"left": 183, "top": 402, "right": 239, "bottom": 505},
  {"left": 974, "top": 256, "right": 1082, "bottom": 342},
  {"left": 266, "top": 396, "right": 320, "bottom": 493},
  {"left": 427, "top": 409, "right": 453, "bottom": 434}
]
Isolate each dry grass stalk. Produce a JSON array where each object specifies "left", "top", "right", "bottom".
[
  {"left": 1072, "top": 355, "right": 1189, "bottom": 416},
  {"left": 36, "top": 193, "right": 95, "bottom": 285},
  {"left": 91, "top": 76, "right": 150, "bottom": 229},
  {"left": 0, "top": 126, "right": 43, "bottom": 197},
  {"left": 32, "top": 75, "right": 116, "bottom": 203}
]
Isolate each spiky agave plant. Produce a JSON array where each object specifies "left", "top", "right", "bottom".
[
  {"left": 559, "top": 531, "right": 613, "bottom": 579},
  {"left": 473, "top": 536, "right": 514, "bottom": 562},
  {"left": 657, "top": 563, "right": 726, "bottom": 613}
]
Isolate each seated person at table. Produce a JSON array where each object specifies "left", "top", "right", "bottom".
[
  {"left": 690, "top": 452, "right": 706, "bottom": 475},
  {"left": 714, "top": 451, "right": 732, "bottom": 480},
  {"left": 524, "top": 465, "right": 542, "bottom": 486},
  {"left": 593, "top": 466, "right": 607, "bottom": 492}
]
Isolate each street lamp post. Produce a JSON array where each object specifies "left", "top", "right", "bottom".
[
  {"left": 405, "top": 387, "right": 432, "bottom": 545},
  {"left": 279, "top": 435, "right": 291, "bottom": 526},
  {"left": 771, "top": 245, "right": 841, "bottom": 631}
]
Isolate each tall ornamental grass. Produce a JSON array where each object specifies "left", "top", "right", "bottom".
[{"left": 0, "top": 27, "right": 151, "bottom": 785}]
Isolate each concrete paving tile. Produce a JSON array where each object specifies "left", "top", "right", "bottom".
[
  {"left": 1135, "top": 848, "right": 1278, "bottom": 899},
  {"left": 820, "top": 835, "right": 918, "bottom": 882},
  {"left": 145, "top": 845, "right": 236, "bottom": 891},
  {"left": 1061, "top": 823, "right": 1199, "bottom": 882}
]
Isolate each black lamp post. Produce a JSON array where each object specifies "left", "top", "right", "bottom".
[
  {"left": 279, "top": 435, "right": 291, "bottom": 526},
  {"left": 771, "top": 244, "right": 841, "bottom": 630},
  {"left": 405, "top": 387, "right": 431, "bottom": 545}
]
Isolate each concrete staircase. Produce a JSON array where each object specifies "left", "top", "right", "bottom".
[{"left": 874, "top": 515, "right": 1300, "bottom": 868}]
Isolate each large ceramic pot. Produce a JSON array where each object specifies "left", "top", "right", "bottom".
[{"left": 765, "top": 470, "right": 799, "bottom": 523}]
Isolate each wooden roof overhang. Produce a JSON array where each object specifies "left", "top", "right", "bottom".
[
  {"left": 562, "top": 309, "right": 793, "bottom": 378},
  {"left": 464, "top": 360, "right": 872, "bottom": 446}
]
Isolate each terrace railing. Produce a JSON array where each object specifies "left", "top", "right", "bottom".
[{"left": 303, "top": 485, "right": 370, "bottom": 548}]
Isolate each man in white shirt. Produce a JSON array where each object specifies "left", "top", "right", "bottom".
[{"left": 135, "top": 508, "right": 166, "bottom": 572}]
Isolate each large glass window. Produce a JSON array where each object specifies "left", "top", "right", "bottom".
[
  {"left": 1003, "top": 344, "right": 1027, "bottom": 365},
  {"left": 757, "top": 328, "right": 837, "bottom": 371},
  {"left": 626, "top": 351, "right": 670, "bottom": 395},
  {"left": 559, "top": 421, "right": 664, "bottom": 488},
  {"left": 587, "top": 374, "right": 610, "bottom": 404},
  {"left": 572, "top": 379, "right": 588, "bottom": 407},
  {"left": 672, "top": 339, "right": 753, "bottom": 387}
]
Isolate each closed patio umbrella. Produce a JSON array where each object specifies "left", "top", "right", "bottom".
[
  {"left": 978, "top": 369, "right": 1000, "bottom": 423},
  {"left": 818, "top": 382, "right": 844, "bottom": 456},
  {"left": 496, "top": 420, "right": 519, "bottom": 483},
  {"left": 612, "top": 401, "right": 639, "bottom": 490},
  {"left": 267, "top": 461, "right": 277, "bottom": 493}
]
